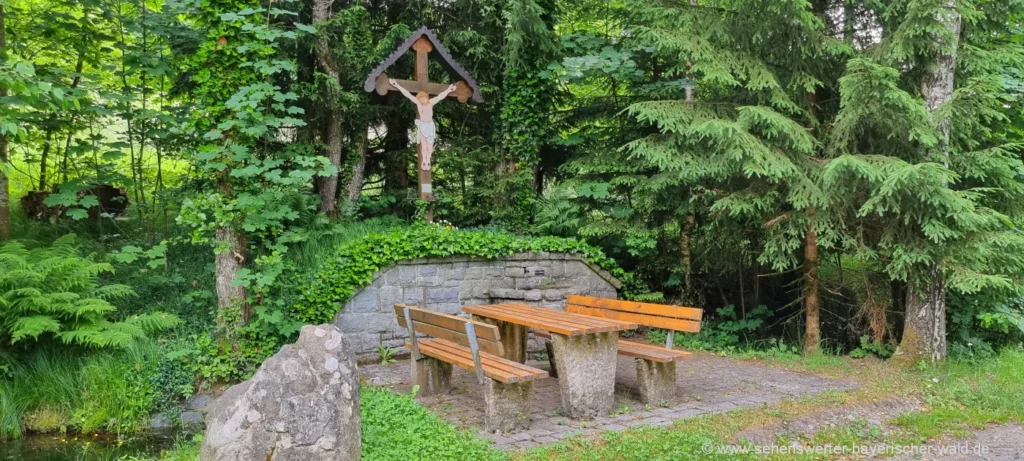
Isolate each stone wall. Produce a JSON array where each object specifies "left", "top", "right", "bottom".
[{"left": 333, "top": 252, "right": 621, "bottom": 358}]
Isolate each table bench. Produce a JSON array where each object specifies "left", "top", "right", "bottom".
[
  {"left": 535, "top": 295, "right": 702, "bottom": 404},
  {"left": 393, "top": 304, "right": 547, "bottom": 432},
  {"left": 463, "top": 302, "right": 636, "bottom": 419}
]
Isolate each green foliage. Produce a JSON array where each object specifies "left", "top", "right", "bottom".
[
  {"left": 72, "top": 342, "right": 159, "bottom": 434},
  {"left": 0, "top": 235, "right": 180, "bottom": 349},
  {"left": 0, "top": 343, "right": 161, "bottom": 440},
  {"left": 360, "top": 386, "right": 502, "bottom": 461},
  {"left": 377, "top": 345, "right": 397, "bottom": 365},
  {"left": 175, "top": 0, "right": 333, "bottom": 303},
  {"left": 849, "top": 335, "right": 896, "bottom": 359},
  {"left": 287, "top": 223, "right": 638, "bottom": 325},
  {"left": 649, "top": 305, "right": 772, "bottom": 353},
  {"left": 947, "top": 290, "right": 1024, "bottom": 360}
]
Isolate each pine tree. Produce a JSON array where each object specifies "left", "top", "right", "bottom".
[
  {"left": 826, "top": 0, "right": 1024, "bottom": 362},
  {"left": 575, "top": 0, "right": 849, "bottom": 323}
]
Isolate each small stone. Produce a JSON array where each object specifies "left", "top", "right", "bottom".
[
  {"left": 184, "top": 394, "right": 214, "bottom": 411},
  {"left": 150, "top": 413, "right": 173, "bottom": 429},
  {"left": 180, "top": 411, "right": 203, "bottom": 426}
]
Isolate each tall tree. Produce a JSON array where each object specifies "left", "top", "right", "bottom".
[
  {"left": 0, "top": 3, "right": 8, "bottom": 242},
  {"left": 901, "top": 1, "right": 961, "bottom": 362},
  {"left": 827, "top": 1, "right": 1024, "bottom": 363},
  {"left": 312, "top": 0, "right": 343, "bottom": 219}
]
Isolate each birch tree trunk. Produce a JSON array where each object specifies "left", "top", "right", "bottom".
[
  {"left": 899, "top": 3, "right": 961, "bottom": 363},
  {"left": 312, "top": 0, "right": 343, "bottom": 219},
  {"left": 0, "top": 5, "right": 9, "bottom": 241},
  {"left": 345, "top": 130, "right": 368, "bottom": 203},
  {"left": 215, "top": 225, "right": 249, "bottom": 327}
]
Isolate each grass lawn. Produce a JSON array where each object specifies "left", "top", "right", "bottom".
[{"left": 141, "top": 348, "right": 1024, "bottom": 460}]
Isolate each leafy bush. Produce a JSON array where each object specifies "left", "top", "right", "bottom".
[
  {"left": 649, "top": 305, "right": 772, "bottom": 353},
  {"left": 849, "top": 335, "right": 896, "bottom": 359},
  {"left": 0, "top": 235, "right": 180, "bottom": 349},
  {"left": 361, "top": 386, "right": 501, "bottom": 461},
  {"left": 948, "top": 291, "right": 1024, "bottom": 360},
  {"left": 286, "top": 223, "right": 638, "bottom": 325}
]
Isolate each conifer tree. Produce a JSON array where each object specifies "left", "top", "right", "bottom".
[{"left": 826, "top": 0, "right": 1024, "bottom": 362}]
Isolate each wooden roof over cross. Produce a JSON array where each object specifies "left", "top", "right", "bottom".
[{"left": 363, "top": 27, "right": 483, "bottom": 103}]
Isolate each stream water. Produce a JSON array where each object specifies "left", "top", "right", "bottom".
[{"left": 0, "top": 429, "right": 192, "bottom": 461}]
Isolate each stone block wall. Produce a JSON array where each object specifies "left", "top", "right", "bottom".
[{"left": 333, "top": 252, "right": 621, "bottom": 358}]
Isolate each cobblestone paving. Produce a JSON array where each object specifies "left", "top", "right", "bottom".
[{"left": 360, "top": 351, "right": 860, "bottom": 450}]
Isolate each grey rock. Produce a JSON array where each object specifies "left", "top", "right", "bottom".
[
  {"left": 180, "top": 411, "right": 203, "bottom": 426},
  {"left": 201, "top": 324, "right": 361, "bottom": 461},
  {"left": 185, "top": 394, "right": 214, "bottom": 412},
  {"left": 150, "top": 413, "right": 173, "bottom": 430}
]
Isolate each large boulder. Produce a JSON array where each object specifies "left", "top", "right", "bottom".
[{"left": 201, "top": 325, "right": 361, "bottom": 460}]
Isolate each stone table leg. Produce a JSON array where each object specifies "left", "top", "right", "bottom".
[
  {"left": 635, "top": 359, "right": 676, "bottom": 405},
  {"left": 550, "top": 332, "right": 617, "bottom": 419},
  {"left": 411, "top": 356, "right": 452, "bottom": 396},
  {"left": 473, "top": 316, "right": 529, "bottom": 363},
  {"left": 483, "top": 379, "right": 533, "bottom": 432}
]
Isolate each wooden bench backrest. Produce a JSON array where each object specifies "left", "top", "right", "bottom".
[
  {"left": 394, "top": 304, "right": 504, "bottom": 357},
  {"left": 566, "top": 295, "right": 702, "bottom": 333}
]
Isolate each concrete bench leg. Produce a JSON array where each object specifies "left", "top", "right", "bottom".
[
  {"left": 635, "top": 359, "right": 676, "bottom": 405},
  {"left": 544, "top": 339, "right": 558, "bottom": 378},
  {"left": 412, "top": 356, "right": 452, "bottom": 396},
  {"left": 551, "top": 332, "right": 617, "bottom": 419},
  {"left": 483, "top": 379, "right": 533, "bottom": 433}
]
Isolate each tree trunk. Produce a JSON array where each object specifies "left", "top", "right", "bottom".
[
  {"left": 0, "top": 5, "right": 9, "bottom": 241},
  {"left": 680, "top": 213, "right": 696, "bottom": 303},
  {"left": 312, "top": 0, "right": 343, "bottom": 219},
  {"left": 346, "top": 130, "right": 368, "bottom": 203},
  {"left": 317, "top": 114, "right": 343, "bottom": 219},
  {"left": 803, "top": 209, "right": 821, "bottom": 353},
  {"left": 899, "top": 3, "right": 960, "bottom": 363},
  {"left": 901, "top": 267, "right": 947, "bottom": 363},
  {"left": 215, "top": 225, "right": 249, "bottom": 327}
]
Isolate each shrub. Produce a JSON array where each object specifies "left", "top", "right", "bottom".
[
  {"left": 360, "top": 386, "right": 502, "bottom": 461},
  {"left": 0, "top": 235, "right": 180, "bottom": 349}
]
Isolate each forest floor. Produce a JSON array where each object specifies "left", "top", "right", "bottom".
[{"left": 361, "top": 349, "right": 1024, "bottom": 459}]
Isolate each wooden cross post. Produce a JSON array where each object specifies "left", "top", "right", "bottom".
[
  {"left": 373, "top": 37, "right": 473, "bottom": 223},
  {"left": 411, "top": 38, "right": 436, "bottom": 222}
]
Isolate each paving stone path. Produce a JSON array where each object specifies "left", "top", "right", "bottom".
[{"left": 360, "top": 351, "right": 860, "bottom": 450}]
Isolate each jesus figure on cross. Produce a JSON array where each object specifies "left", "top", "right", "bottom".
[{"left": 389, "top": 78, "right": 458, "bottom": 171}]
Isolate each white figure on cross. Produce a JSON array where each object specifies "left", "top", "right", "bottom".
[{"left": 389, "top": 78, "right": 458, "bottom": 171}]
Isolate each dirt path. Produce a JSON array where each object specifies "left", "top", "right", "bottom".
[{"left": 879, "top": 424, "right": 1024, "bottom": 461}]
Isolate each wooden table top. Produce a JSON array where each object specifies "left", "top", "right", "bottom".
[{"left": 463, "top": 303, "right": 638, "bottom": 336}]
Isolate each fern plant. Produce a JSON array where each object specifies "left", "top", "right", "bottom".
[{"left": 0, "top": 235, "right": 180, "bottom": 348}]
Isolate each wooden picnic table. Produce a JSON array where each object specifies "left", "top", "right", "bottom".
[{"left": 463, "top": 302, "right": 637, "bottom": 419}]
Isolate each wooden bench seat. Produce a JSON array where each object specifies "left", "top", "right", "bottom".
[
  {"left": 394, "top": 304, "right": 546, "bottom": 432},
  {"left": 409, "top": 338, "right": 548, "bottom": 384},
  {"left": 533, "top": 330, "right": 691, "bottom": 363},
  {"left": 617, "top": 339, "right": 692, "bottom": 362}
]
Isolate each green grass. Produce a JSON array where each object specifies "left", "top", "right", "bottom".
[
  {"left": 109, "top": 348, "right": 1024, "bottom": 461},
  {"left": 783, "top": 348, "right": 1024, "bottom": 458},
  {"left": 0, "top": 343, "right": 162, "bottom": 440},
  {"left": 361, "top": 386, "right": 503, "bottom": 461}
]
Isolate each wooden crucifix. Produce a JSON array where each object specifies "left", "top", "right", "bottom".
[{"left": 364, "top": 27, "right": 482, "bottom": 222}]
